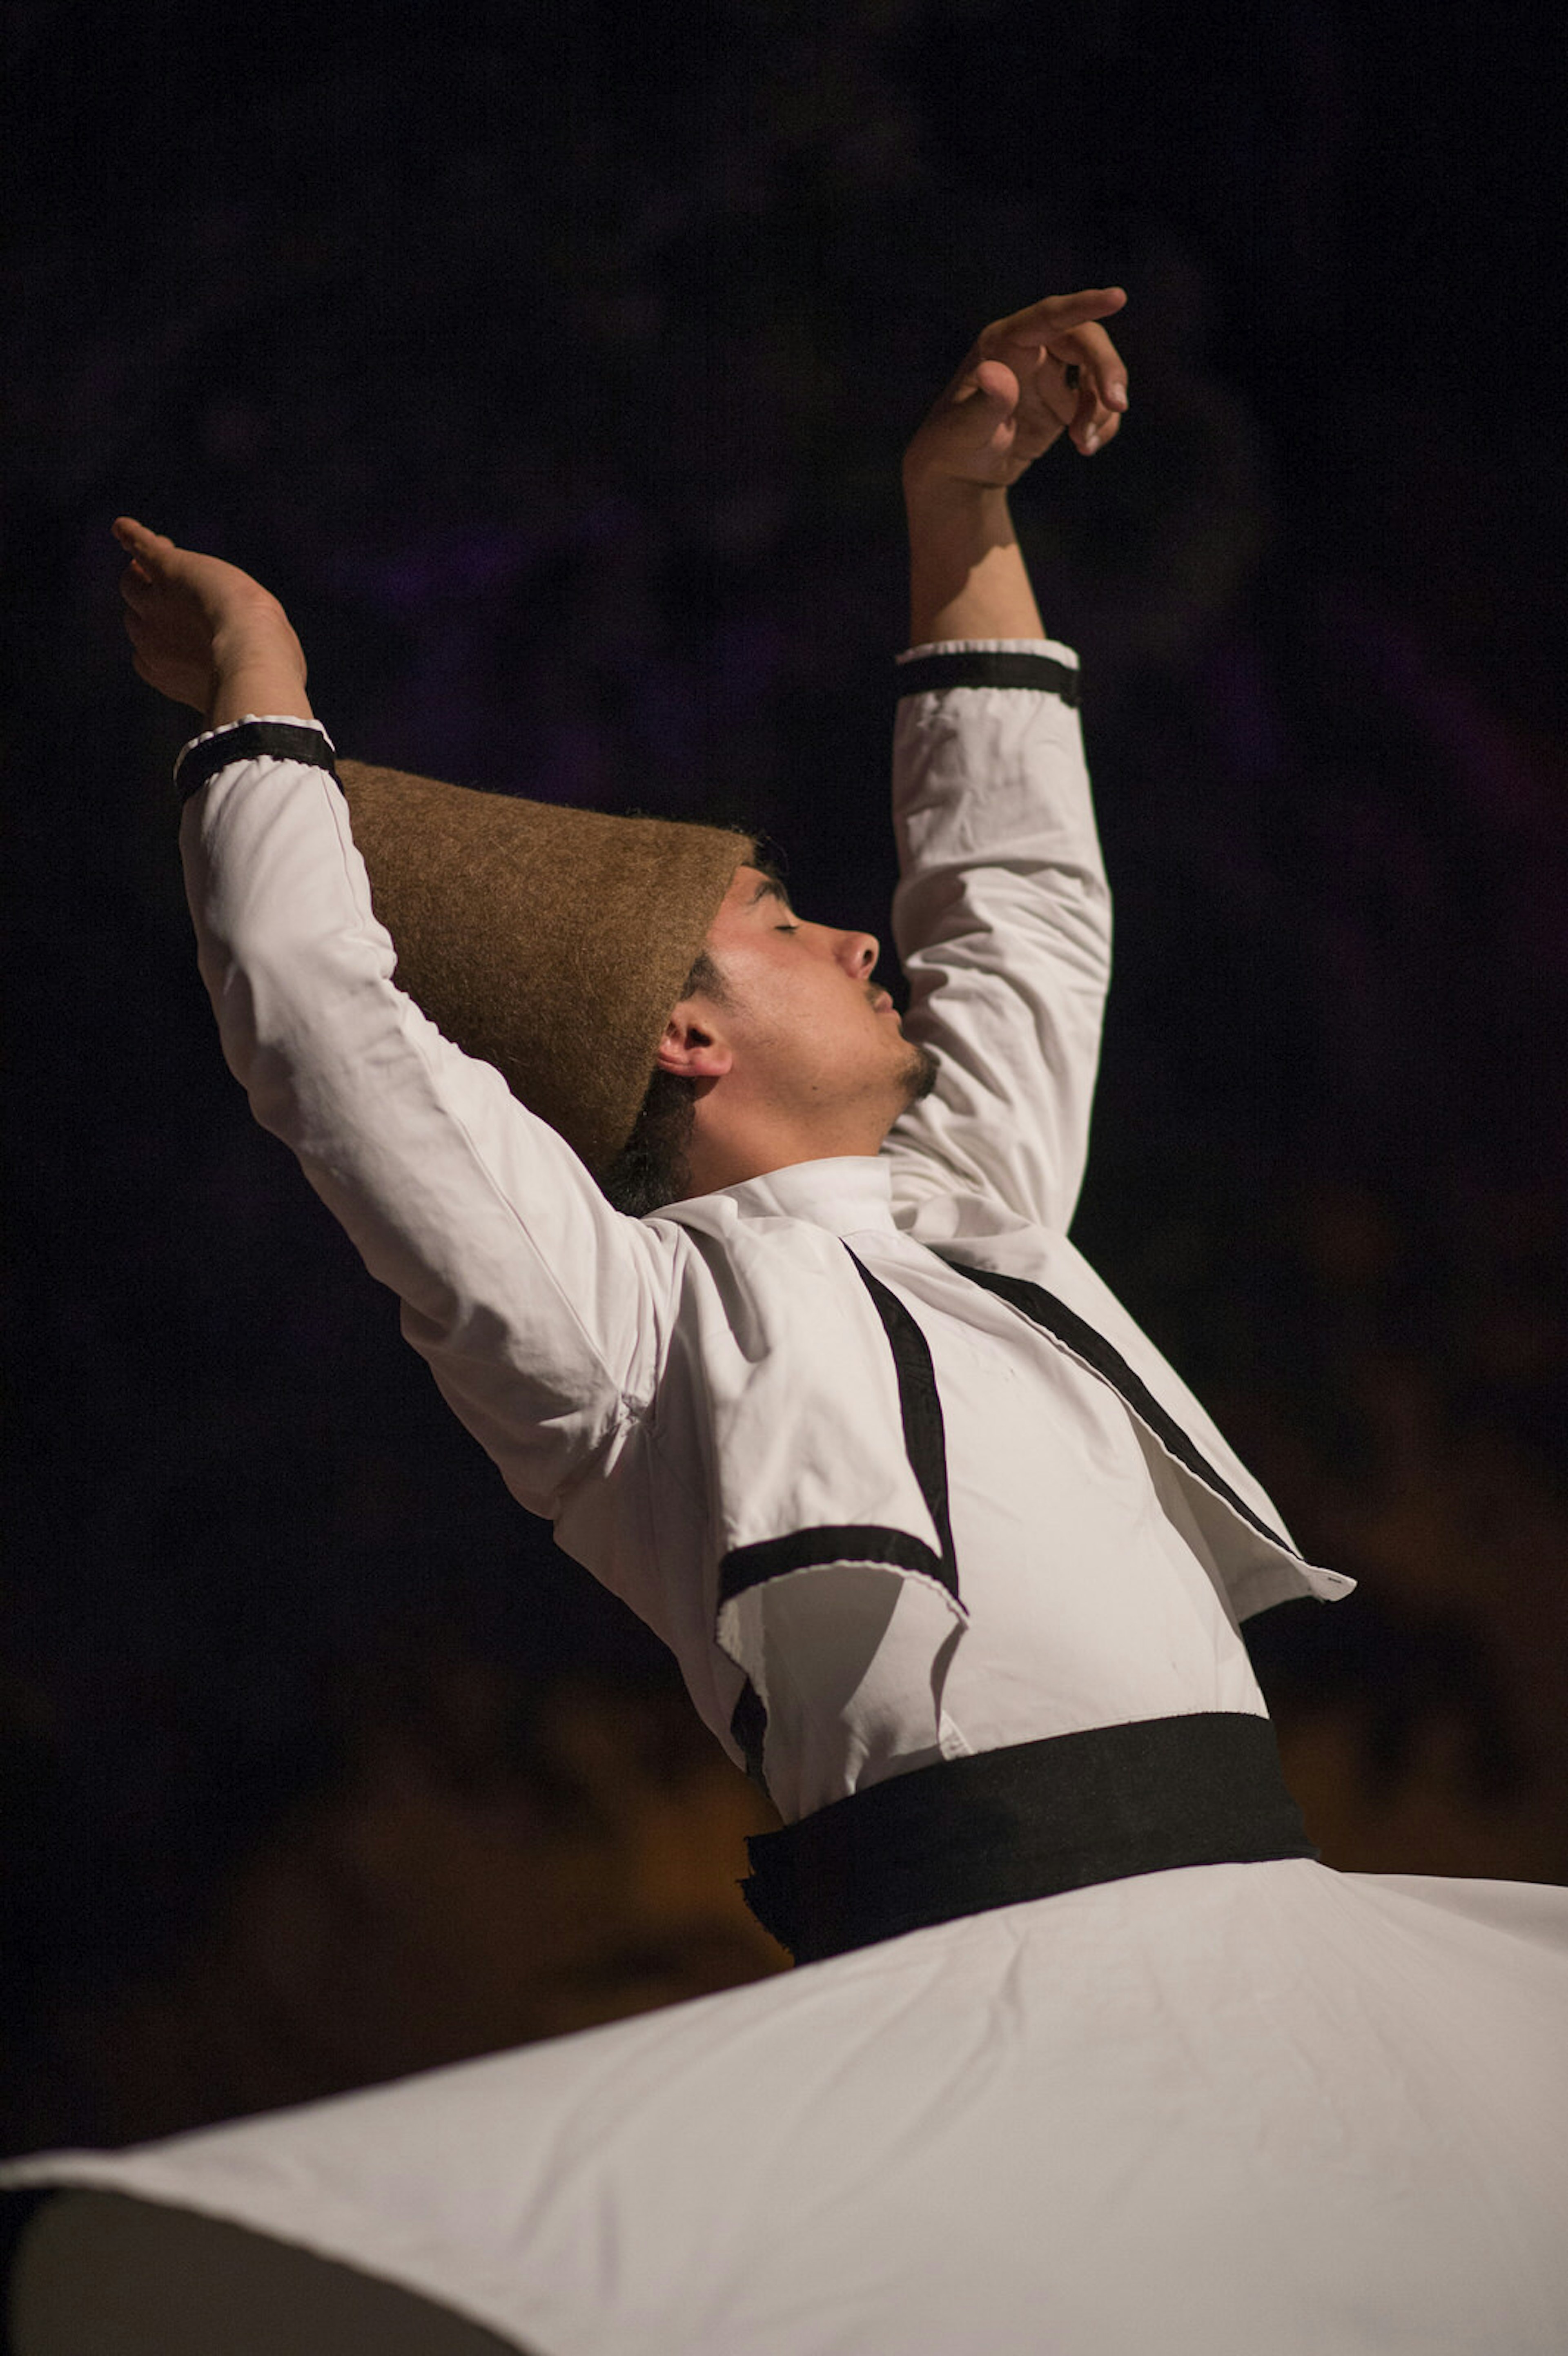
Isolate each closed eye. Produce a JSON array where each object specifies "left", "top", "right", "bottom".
[{"left": 746, "top": 870, "right": 799, "bottom": 931}]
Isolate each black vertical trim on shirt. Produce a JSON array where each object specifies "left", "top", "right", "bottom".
[
  {"left": 940, "top": 1259, "right": 1294, "bottom": 1555},
  {"left": 894, "top": 649, "right": 1081, "bottom": 705},
  {"left": 714, "top": 1251, "right": 963, "bottom": 1795},
  {"left": 715, "top": 1262, "right": 959, "bottom": 1607},
  {"left": 844, "top": 1249, "right": 959, "bottom": 1600}
]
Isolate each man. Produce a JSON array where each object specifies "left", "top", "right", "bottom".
[{"left": 6, "top": 290, "right": 1566, "bottom": 2355}]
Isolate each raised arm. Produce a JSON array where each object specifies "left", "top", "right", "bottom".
[
  {"left": 882, "top": 293, "right": 1127, "bottom": 1230},
  {"left": 114, "top": 521, "right": 674, "bottom": 1520}
]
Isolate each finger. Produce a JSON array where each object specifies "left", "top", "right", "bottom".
[
  {"left": 1076, "top": 405, "right": 1122, "bottom": 456},
  {"left": 1036, "top": 323, "right": 1128, "bottom": 425},
  {"left": 993, "top": 287, "right": 1127, "bottom": 352},
  {"left": 1072, "top": 367, "right": 1125, "bottom": 454},
  {"left": 1069, "top": 364, "right": 1102, "bottom": 454},
  {"left": 118, "top": 557, "right": 163, "bottom": 605},
  {"left": 1063, "top": 321, "right": 1129, "bottom": 414}
]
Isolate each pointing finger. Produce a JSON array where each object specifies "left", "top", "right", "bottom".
[{"left": 992, "top": 287, "right": 1127, "bottom": 351}]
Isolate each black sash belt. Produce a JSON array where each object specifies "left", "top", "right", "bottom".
[{"left": 741, "top": 1711, "right": 1317, "bottom": 1964}]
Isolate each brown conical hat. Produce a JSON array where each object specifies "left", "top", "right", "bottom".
[{"left": 338, "top": 760, "right": 753, "bottom": 1173}]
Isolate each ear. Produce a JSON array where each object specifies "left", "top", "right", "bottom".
[{"left": 655, "top": 1002, "right": 734, "bottom": 1081}]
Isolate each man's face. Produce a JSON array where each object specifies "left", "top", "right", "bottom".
[{"left": 694, "top": 865, "right": 935, "bottom": 1146}]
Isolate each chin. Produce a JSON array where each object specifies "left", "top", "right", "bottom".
[{"left": 899, "top": 1041, "right": 940, "bottom": 1107}]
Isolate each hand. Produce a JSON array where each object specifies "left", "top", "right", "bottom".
[
  {"left": 903, "top": 288, "right": 1128, "bottom": 497},
  {"left": 114, "top": 518, "right": 308, "bottom": 719}
]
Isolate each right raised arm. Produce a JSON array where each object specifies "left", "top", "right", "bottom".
[
  {"left": 878, "top": 296, "right": 1125, "bottom": 1231},
  {"left": 117, "top": 522, "right": 673, "bottom": 1517}
]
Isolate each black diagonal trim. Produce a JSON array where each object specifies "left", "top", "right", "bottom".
[
  {"left": 895, "top": 650, "right": 1081, "bottom": 706},
  {"left": 944, "top": 1259, "right": 1294, "bottom": 1555},
  {"left": 719, "top": 1522, "right": 947, "bottom": 1605},
  {"left": 845, "top": 1250, "right": 959, "bottom": 1597},
  {"left": 175, "top": 720, "right": 339, "bottom": 804}
]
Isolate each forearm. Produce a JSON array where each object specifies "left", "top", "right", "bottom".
[{"left": 904, "top": 477, "right": 1045, "bottom": 646}]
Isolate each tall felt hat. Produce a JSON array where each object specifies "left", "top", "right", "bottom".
[{"left": 337, "top": 760, "right": 753, "bottom": 1173}]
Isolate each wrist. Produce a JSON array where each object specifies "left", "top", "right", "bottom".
[
  {"left": 901, "top": 465, "right": 1011, "bottom": 519},
  {"left": 206, "top": 614, "right": 312, "bottom": 729},
  {"left": 209, "top": 597, "right": 297, "bottom": 675}
]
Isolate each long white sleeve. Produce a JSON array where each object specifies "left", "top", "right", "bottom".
[
  {"left": 179, "top": 731, "right": 677, "bottom": 1518},
  {"left": 883, "top": 639, "right": 1112, "bottom": 1232}
]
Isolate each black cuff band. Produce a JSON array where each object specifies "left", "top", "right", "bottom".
[
  {"left": 175, "top": 721, "right": 338, "bottom": 805},
  {"left": 895, "top": 649, "right": 1080, "bottom": 706}
]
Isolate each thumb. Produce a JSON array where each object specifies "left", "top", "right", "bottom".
[
  {"left": 958, "top": 359, "right": 1018, "bottom": 418},
  {"left": 941, "top": 359, "right": 1017, "bottom": 454}
]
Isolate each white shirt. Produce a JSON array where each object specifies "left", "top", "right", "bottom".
[
  {"left": 171, "top": 641, "right": 1346, "bottom": 1828},
  {"left": 684, "top": 1157, "right": 1267, "bottom": 1821}
]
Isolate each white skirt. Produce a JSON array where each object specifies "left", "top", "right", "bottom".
[{"left": 7, "top": 1859, "right": 1568, "bottom": 2356}]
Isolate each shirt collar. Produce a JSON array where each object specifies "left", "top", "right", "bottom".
[{"left": 702, "top": 1156, "right": 898, "bottom": 1237}]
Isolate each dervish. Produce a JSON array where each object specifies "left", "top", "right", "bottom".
[{"left": 5, "top": 285, "right": 1566, "bottom": 2356}]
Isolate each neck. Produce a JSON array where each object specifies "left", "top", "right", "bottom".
[{"left": 684, "top": 1114, "right": 891, "bottom": 1198}]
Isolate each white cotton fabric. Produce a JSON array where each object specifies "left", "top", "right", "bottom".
[
  {"left": 9, "top": 1866, "right": 1568, "bottom": 2354},
  {"left": 674, "top": 1159, "right": 1274, "bottom": 1823},
  {"left": 7, "top": 649, "right": 1566, "bottom": 2352}
]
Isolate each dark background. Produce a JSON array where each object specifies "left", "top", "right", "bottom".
[{"left": 4, "top": 0, "right": 1567, "bottom": 2155}]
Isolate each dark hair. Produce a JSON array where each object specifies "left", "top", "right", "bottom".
[{"left": 598, "top": 948, "right": 726, "bottom": 1215}]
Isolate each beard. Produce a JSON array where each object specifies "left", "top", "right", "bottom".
[
  {"left": 862, "top": 977, "right": 939, "bottom": 1117},
  {"left": 897, "top": 1038, "right": 940, "bottom": 1108}
]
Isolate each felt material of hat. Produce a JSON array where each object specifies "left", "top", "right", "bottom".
[{"left": 338, "top": 760, "right": 753, "bottom": 1173}]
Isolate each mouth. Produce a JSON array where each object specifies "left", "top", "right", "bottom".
[{"left": 871, "top": 989, "right": 895, "bottom": 1015}]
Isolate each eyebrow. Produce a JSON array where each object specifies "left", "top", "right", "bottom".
[{"left": 748, "top": 875, "right": 791, "bottom": 908}]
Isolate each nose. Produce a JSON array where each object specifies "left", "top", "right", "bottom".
[{"left": 836, "top": 930, "right": 879, "bottom": 980}]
